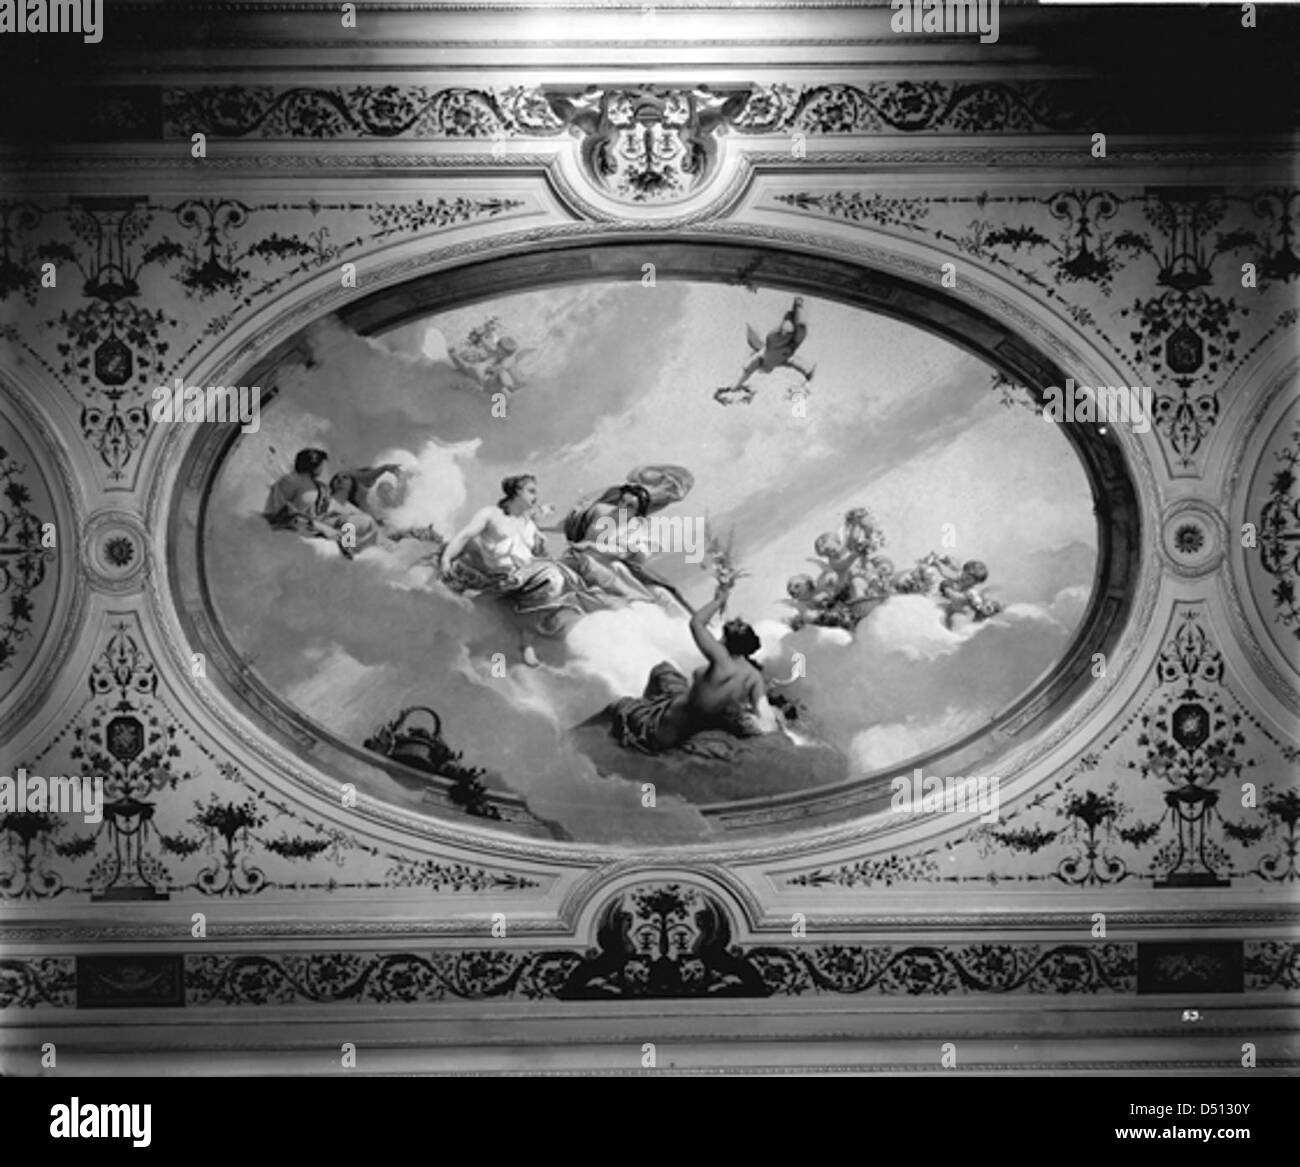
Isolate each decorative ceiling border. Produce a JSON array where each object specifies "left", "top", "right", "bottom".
[
  {"left": 2, "top": 883, "right": 1296, "bottom": 1008},
  {"left": 3, "top": 82, "right": 1292, "bottom": 176},
  {"left": 148, "top": 82, "right": 1127, "bottom": 140}
]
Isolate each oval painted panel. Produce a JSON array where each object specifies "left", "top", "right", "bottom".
[{"left": 203, "top": 279, "right": 1098, "bottom": 844}]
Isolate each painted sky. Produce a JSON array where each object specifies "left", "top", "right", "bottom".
[{"left": 206, "top": 279, "right": 1097, "bottom": 844}]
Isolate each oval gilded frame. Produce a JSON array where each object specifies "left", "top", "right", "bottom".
[{"left": 169, "top": 237, "right": 1142, "bottom": 843}]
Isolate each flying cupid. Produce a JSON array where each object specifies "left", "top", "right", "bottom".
[{"left": 714, "top": 296, "right": 816, "bottom": 405}]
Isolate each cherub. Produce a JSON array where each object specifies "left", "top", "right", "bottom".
[
  {"left": 784, "top": 572, "right": 854, "bottom": 631},
  {"left": 813, "top": 567, "right": 843, "bottom": 606},
  {"left": 714, "top": 296, "right": 816, "bottom": 405},
  {"left": 449, "top": 318, "right": 532, "bottom": 397},
  {"left": 938, "top": 559, "right": 988, "bottom": 596},
  {"left": 812, "top": 531, "right": 856, "bottom": 578},
  {"left": 838, "top": 555, "right": 896, "bottom": 624},
  {"left": 783, "top": 574, "right": 821, "bottom": 630},
  {"left": 842, "top": 508, "right": 885, "bottom": 558},
  {"left": 937, "top": 559, "right": 1002, "bottom": 628},
  {"left": 894, "top": 551, "right": 954, "bottom": 596},
  {"left": 846, "top": 555, "right": 894, "bottom": 604},
  {"left": 872, "top": 555, "right": 896, "bottom": 586}
]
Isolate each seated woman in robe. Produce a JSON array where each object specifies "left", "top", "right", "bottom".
[
  {"left": 560, "top": 482, "right": 673, "bottom": 605},
  {"left": 606, "top": 577, "right": 780, "bottom": 754},
  {"left": 440, "top": 474, "right": 618, "bottom": 665}
]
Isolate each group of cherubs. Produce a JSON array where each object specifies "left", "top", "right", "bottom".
[{"left": 784, "top": 507, "right": 1003, "bottom": 633}]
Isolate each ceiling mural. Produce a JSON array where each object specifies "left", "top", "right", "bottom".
[
  {"left": 201, "top": 277, "right": 1098, "bottom": 844},
  {"left": 0, "top": 1, "right": 1296, "bottom": 1071}
]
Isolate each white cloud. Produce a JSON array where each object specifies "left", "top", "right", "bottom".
[
  {"left": 284, "top": 642, "right": 393, "bottom": 727},
  {"left": 369, "top": 438, "right": 478, "bottom": 534},
  {"left": 858, "top": 593, "right": 980, "bottom": 661},
  {"left": 850, "top": 705, "right": 988, "bottom": 776}
]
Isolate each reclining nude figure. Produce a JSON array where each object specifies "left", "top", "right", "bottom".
[{"left": 606, "top": 577, "right": 781, "bottom": 754}]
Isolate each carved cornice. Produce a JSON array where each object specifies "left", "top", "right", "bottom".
[{"left": 4, "top": 906, "right": 1297, "bottom": 947}]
